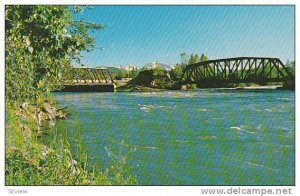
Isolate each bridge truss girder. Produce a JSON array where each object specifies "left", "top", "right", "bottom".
[
  {"left": 180, "top": 57, "right": 294, "bottom": 86},
  {"left": 71, "top": 67, "right": 114, "bottom": 84}
]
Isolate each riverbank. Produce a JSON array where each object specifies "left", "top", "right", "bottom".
[
  {"left": 5, "top": 100, "right": 137, "bottom": 185},
  {"left": 116, "top": 82, "right": 288, "bottom": 92}
]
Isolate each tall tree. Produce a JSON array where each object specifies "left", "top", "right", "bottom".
[
  {"left": 188, "top": 53, "right": 200, "bottom": 64},
  {"left": 5, "top": 5, "right": 103, "bottom": 103},
  {"left": 169, "top": 64, "right": 183, "bottom": 80},
  {"left": 200, "top": 53, "right": 208, "bottom": 62}
]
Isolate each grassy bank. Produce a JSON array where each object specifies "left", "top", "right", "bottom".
[
  {"left": 5, "top": 101, "right": 137, "bottom": 185},
  {"left": 5, "top": 6, "right": 137, "bottom": 185}
]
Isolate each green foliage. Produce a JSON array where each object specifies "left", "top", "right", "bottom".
[
  {"left": 5, "top": 5, "right": 103, "bottom": 103},
  {"left": 286, "top": 60, "right": 295, "bottom": 76},
  {"left": 115, "top": 69, "right": 130, "bottom": 80},
  {"left": 108, "top": 68, "right": 139, "bottom": 80},
  {"left": 5, "top": 5, "right": 136, "bottom": 185},
  {"left": 181, "top": 52, "right": 208, "bottom": 66},
  {"left": 104, "top": 143, "right": 138, "bottom": 185},
  {"left": 190, "top": 84, "right": 197, "bottom": 89},
  {"left": 187, "top": 53, "right": 208, "bottom": 64},
  {"left": 188, "top": 53, "right": 200, "bottom": 64},
  {"left": 169, "top": 64, "right": 183, "bottom": 81},
  {"left": 153, "top": 64, "right": 166, "bottom": 75},
  {"left": 5, "top": 102, "right": 137, "bottom": 185},
  {"left": 128, "top": 70, "right": 139, "bottom": 79},
  {"left": 200, "top": 53, "right": 208, "bottom": 62}
]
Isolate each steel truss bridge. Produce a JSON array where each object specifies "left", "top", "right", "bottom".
[
  {"left": 179, "top": 57, "right": 294, "bottom": 88},
  {"left": 60, "top": 67, "right": 115, "bottom": 92},
  {"left": 66, "top": 67, "right": 114, "bottom": 84}
]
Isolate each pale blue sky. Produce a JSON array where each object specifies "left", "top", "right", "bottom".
[{"left": 77, "top": 5, "right": 294, "bottom": 67}]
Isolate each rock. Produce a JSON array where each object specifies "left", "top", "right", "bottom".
[
  {"left": 42, "top": 102, "right": 56, "bottom": 120},
  {"left": 21, "top": 102, "right": 29, "bottom": 109},
  {"left": 56, "top": 110, "right": 66, "bottom": 119},
  {"left": 181, "top": 85, "right": 187, "bottom": 90}
]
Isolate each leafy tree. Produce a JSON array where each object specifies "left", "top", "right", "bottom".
[
  {"left": 286, "top": 60, "right": 295, "bottom": 76},
  {"left": 115, "top": 69, "right": 128, "bottom": 80},
  {"left": 5, "top": 5, "right": 103, "bottom": 103},
  {"left": 188, "top": 53, "right": 200, "bottom": 64},
  {"left": 200, "top": 53, "right": 208, "bottom": 62},
  {"left": 128, "top": 69, "right": 139, "bottom": 78},
  {"left": 183, "top": 53, "right": 208, "bottom": 65},
  {"left": 169, "top": 64, "right": 183, "bottom": 80},
  {"left": 195, "top": 54, "right": 200, "bottom": 62}
]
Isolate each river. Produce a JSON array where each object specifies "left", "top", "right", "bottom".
[{"left": 53, "top": 89, "right": 294, "bottom": 185}]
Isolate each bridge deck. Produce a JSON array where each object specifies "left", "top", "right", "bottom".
[{"left": 59, "top": 83, "right": 115, "bottom": 92}]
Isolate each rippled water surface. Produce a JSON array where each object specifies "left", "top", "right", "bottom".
[{"left": 53, "top": 89, "right": 294, "bottom": 185}]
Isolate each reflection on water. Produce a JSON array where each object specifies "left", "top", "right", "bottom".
[{"left": 53, "top": 90, "right": 295, "bottom": 185}]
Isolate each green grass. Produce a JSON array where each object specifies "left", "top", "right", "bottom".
[{"left": 5, "top": 102, "right": 137, "bottom": 185}]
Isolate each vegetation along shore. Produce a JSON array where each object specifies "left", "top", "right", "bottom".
[{"left": 5, "top": 5, "right": 136, "bottom": 185}]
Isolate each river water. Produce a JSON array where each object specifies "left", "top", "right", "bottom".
[{"left": 53, "top": 89, "right": 294, "bottom": 185}]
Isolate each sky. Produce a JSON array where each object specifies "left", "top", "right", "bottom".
[{"left": 77, "top": 5, "right": 295, "bottom": 67}]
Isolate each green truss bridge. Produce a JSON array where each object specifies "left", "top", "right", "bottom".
[{"left": 179, "top": 57, "right": 294, "bottom": 89}]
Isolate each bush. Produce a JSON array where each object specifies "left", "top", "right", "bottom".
[
  {"left": 5, "top": 5, "right": 103, "bottom": 103},
  {"left": 5, "top": 102, "right": 137, "bottom": 185},
  {"left": 169, "top": 64, "right": 183, "bottom": 81},
  {"left": 131, "top": 69, "right": 174, "bottom": 89}
]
